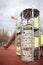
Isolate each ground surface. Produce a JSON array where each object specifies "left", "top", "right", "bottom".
[{"left": 0, "top": 44, "right": 43, "bottom": 65}]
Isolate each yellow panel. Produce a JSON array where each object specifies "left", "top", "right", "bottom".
[
  {"left": 34, "top": 18, "right": 39, "bottom": 28},
  {"left": 16, "top": 23, "right": 21, "bottom": 29},
  {"left": 40, "top": 35, "right": 43, "bottom": 45},
  {"left": 17, "top": 47, "right": 21, "bottom": 51},
  {"left": 34, "top": 37, "right": 39, "bottom": 48},
  {"left": 16, "top": 47, "right": 21, "bottom": 55},
  {"left": 16, "top": 23, "right": 21, "bottom": 27},
  {"left": 28, "top": 24, "right": 32, "bottom": 28},
  {"left": 16, "top": 52, "right": 21, "bottom": 55}
]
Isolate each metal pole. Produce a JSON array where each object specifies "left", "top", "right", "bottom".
[
  {"left": 32, "top": 8, "right": 34, "bottom": 61},
  {"left": 38, "top": 12, "right": 40, "bottom": 59}
]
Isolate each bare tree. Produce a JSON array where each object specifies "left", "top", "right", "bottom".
[{"left": 0, "top": 29, "right": 10, "bottom": 44}]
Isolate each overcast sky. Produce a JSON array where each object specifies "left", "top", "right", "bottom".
[{"left": 0, "top": 0, "right": 43, "bottom": 30}]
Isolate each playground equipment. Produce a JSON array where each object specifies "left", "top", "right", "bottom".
[
  {"left": 20, "top": 8, "right": 40, "bottom": 61},
  {"left": 4, "top": 8, "right": 43, "bottom": 62}
]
